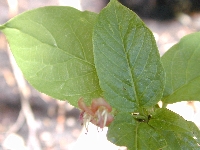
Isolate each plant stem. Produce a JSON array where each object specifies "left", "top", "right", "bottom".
[{"left": 162, "top": 102, "right": 168, "bottom": 108}]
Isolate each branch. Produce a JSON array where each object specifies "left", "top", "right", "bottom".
[{"left": 7, "top": 48, "right": 42, "bottom": 150}]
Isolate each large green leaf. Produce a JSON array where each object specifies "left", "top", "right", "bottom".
[
  {"left": 161, "top": 32, "right": 200, "bottom": 104},
  {"left": 108, "top": 108, "right": 200, "bottom": 149},
  {"left": 0, "top": 7, "right": 101, "bottom": 107},
  {"left": 149, "top": 108, "right": 200, "bottom": 149},
  {"left": 107, "top": 112, "right": 166, "bottom": 150},
  {"left": 93, "top": 0, "right": 165, "bottom": 112}
]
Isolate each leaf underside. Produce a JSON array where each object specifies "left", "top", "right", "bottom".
[
  {"left": 161, "top": 32, "right": 200, "bottom": 104},
  {"left": 1, "top": 6, "right": 102, "bottom": 107}
]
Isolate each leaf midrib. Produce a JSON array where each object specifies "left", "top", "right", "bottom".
[
  {"left": 4, "top": 26, "right": 94, "bottom": 66},
  {"left": 113, "top": 3, "right": 139, "bottom": 105}
]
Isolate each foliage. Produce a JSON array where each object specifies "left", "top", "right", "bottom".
[
  {"left": 0, "top": 0, "right": 200, "bottom": 149},
  {"left": 161, "top": 32, "right": 200, "bottom": 104}
]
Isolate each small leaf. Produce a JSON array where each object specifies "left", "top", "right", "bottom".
[
  {"left": 149, "top": 108, "right": 200, "bottom": 148},
  {"left": 107, "top": 112, "right": 166, "bottom": 150},
  {"left": 1, "top": 7, "right": 101, "bottom": 107},
  {"left": 161, "top": 32, "right": 200, "bottom": 104},
  {"left": 93, "top": 0, "right": 165, "bottom": 112}
]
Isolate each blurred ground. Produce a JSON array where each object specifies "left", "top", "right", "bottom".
[{"left": 0, "top": 0, "right": 200, "bottom": 150}]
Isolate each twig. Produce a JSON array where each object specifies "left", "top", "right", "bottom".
[
  {"left": 6, "top": 0, "right": 42, "bottom": 149},
  {"left": 6, "top": 109, "right": 25, "bottom": 134},
  {"left": 7, "top": 43, "right": 41, "bottom": 150}
]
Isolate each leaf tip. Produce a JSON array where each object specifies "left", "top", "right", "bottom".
[{"left": 109, "top": 0, "right": 119, "bottom": 5}]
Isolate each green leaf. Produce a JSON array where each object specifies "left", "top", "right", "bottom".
[
  {"left": 161, "top": 32, "right": 200, "bottom": 104},
  {"left": 149, "top": 108, "right": 200, "bottom": 148},
  {"left": 149, "top": 108, "right": 197, "bottom": 134},
  {"left": 93, "top": 0, "right": 165, "bottom": 112},
  {"left": 0, "top": 6, "right": 101, "bottom": 107},
  {"left": 107, "top": 112, "right": 166, "bottom": 150},
  {"left": 161, "top": 131, "right": 200, "bottom": 150}
]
